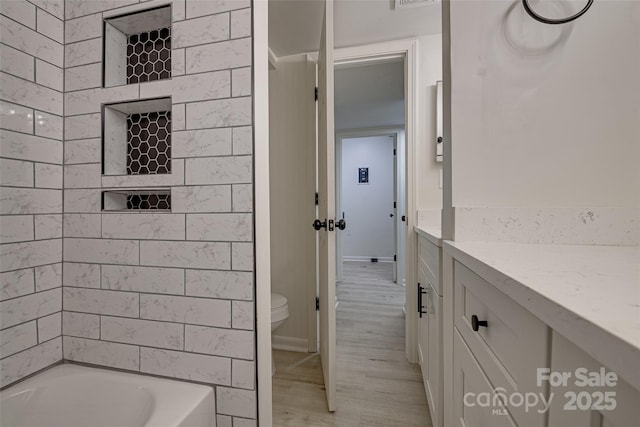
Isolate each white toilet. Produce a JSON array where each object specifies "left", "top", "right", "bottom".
[{"left": 271, "top": 293, "right": 289, "bottom": 375}]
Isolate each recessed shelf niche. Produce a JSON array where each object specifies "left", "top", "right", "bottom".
[
  {"left": 104, "top": 5, "right": 172, "bottom": 88},
  {"left": 102, "top": 189, "right": 171, "bottom": 212},
  {"left": 102, "top": 97, "right": 171, "bottom": 176}
]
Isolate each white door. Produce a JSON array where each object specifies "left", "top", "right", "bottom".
[{"left": 316, "top": 0, "right": 336, "bottom": 413}]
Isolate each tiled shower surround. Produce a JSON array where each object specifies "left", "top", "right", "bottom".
[
  {"left": 1, "top": 0, "right": 256, "bottom": 424},
  {"left": 0, "top": 0, "right": 65, "bottom": 388}
]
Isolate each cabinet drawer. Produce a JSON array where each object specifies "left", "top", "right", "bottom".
[
  {"left": 454, "top": 261, "right": 549, "bottom": 427},
  {"left": 453, "top": 329, "right": 518, "bottom": 427},
  {"left": 418, "top": 236, "right": 440, "bottom": 294}
]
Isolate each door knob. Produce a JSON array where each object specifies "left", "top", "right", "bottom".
[
  {"left": 312, "top": 219, "right": 327, "bottom": 230},
  {"left": 336, "top": 219, "right": 346, "bottom": 230},
  {"left": 390, "top": 213, "right": 394, "bottom": 217}
]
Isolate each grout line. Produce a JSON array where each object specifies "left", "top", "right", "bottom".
[
  {"left": 176, "top": 33, "right": 250, "bottom": 52},
  {"left": 34, "top": 3, "right": 38, "bottom": 35},
  {"left": 2, "top": 61, "right": 64, "bottom": 91},
  {"left": 61, "top": 0, "right": 66, "bottom": 362},
  {"left": 0, "top": 335, "right": 62, "bottom": 365},
  {"left": 58, "top": 284, "right": 251, "bottom": 306},
  {"left": 60, "top": 334, "right": 253, "bottom": 361},
  {"left": 0, "top": 14, "right": 64, "bottom": 47}
]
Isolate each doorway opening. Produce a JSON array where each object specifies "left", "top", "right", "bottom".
[
  {"left": 336, "top": 131, "right": 406, "bottom": 287},
  {"left": 334, "top": 56, "right": 407, "bottom": 312},
  {"left": 268, "top": 35, "right": 422, "bottom": 423}
]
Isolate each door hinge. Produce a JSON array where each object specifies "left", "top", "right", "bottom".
[
  {"left": 393, "top": 148, "right": 396, "bottom": 155},
  {"left": 315, "top": 87, "right": 318, "bottom": 101},
  {"left": 315, "top": 192, "right": 319, "bottom": 205},
  {"left": 393, "top": 201, "right": 396, "bottom": 209},
  {"left": 316, "top": 297, "right": 320, "bottom": 311},
  {"left": 394, "top": 254, "right": 397, "bottom": 262}
]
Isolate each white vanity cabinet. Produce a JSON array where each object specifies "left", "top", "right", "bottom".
[
  {"left": 446, "top": 243, "right": 640, "bottom": 427},
  {"left": 416, "top": 233, "right": 443, "bottom": 427}
]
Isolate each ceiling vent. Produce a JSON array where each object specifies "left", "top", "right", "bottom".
[{"left": 394, "top": 0, "right": 440, "bottom": 9}]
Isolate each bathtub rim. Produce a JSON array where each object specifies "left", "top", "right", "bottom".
[{"left": 0, "top": 363, "right": 216, "bottom": 427}]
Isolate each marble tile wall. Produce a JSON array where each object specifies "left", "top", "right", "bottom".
[
  {"left": 60, "top": 0, "right": 256, "bottom": 424},
  {"left": 0, "top": 0, "right": 64, "bottom": 387}
]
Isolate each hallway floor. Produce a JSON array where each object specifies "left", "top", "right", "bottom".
[{"left": 272, "top": 261, "right": 432, "bottom": 426}]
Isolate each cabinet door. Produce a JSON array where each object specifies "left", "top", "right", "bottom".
[
  {"left": 548, "top": 331, "right": 640, "bottom": 427},
  {"left": 453, "top": 329, "right": 518, "bottom": 427},
  {"left": 454, "top": 261, "right": 548, "bottom": 427},
  {"left": 425, "top": 283, "right": 442, "bottom": 427},
  {"left": 418, "top": 236, "right": 441, "bottom": 294},
  {"left": 417, "top": 263, "right": 429, "bottom": 389}
]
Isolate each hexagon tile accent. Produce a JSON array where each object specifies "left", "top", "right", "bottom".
[
  {"left": 127, "top": 27, "right": 171, "bottom": 84},
  {"left": 127, "top": 193, "right": 171, "bottom": 210},
  {"left": 127, "top": 111, "right": 171, "bottom": 174}
]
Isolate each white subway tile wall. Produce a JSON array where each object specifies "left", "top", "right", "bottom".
[
  {"left": 2, "top": 1, "right": 256, "bottom": 420},
  {"left": 0, "top": 0, "right": 64, "bottom": 387},
  {"left": 62, "top": 0, "right": 254, "bottom": 422}
]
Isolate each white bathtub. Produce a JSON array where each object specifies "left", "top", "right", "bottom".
[{"left": 0, "top": 364, "right": 216, "bottom": 427}]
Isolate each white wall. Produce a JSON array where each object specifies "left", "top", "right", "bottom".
[
  {"left": 340, "top": 136, "right": 395, "bottom": 261},
  {"left": 416, "top": 34, "right": 444, "bottom": 211},
  {"left": 268, "top": 54, "right": 316, "bottom": 349},
  {"left": 334, "top": 60, "right": 405, "bottom": 131},
  {"left": 449, "top": 0, "right": 640, "bottom": 208}
]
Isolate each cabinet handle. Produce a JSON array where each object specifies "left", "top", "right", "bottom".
[
  {"left": 471, "top": 315, "right": 488, "bottom": 331},
  {"left": 417, "top": 283, "right": 427, "bottom": 318}
]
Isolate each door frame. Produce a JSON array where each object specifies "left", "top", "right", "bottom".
[
  {"left": 334, "top": 39, "right": 419, "bottom": 364},
  {"left": 335, "top": 128, "right": 402, "bottom": 283},
  {"left": 255, "top": 32, "right": 421, "bottom": 425},
  {"left": 254, "top": 1, "right": 273, "bottom": 426}
]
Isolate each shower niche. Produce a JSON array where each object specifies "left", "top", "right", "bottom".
[
  {"left": 102, "top": 189, "right": 171, "bottom": 212},
  {"left": 102, "top": 97, "right": 172, "bottom": 176},
  {"left": 103, "top": 5, "right": 172, "bottom": 88}
]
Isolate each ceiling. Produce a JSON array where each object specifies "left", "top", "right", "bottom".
[
  {"left": 269, "top": 0, "right": 442, "bottom": 57},
  {"left": 334, "top": 60, "right": 404, "bottom": 131}
]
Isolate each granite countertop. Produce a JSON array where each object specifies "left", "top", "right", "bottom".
[{"left": 444, "top": 241, "right": 640, "bottom": 391}]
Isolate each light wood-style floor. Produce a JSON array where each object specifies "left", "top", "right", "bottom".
[{"left": 272, "top": 261, "right": 432, "bottom": 426}]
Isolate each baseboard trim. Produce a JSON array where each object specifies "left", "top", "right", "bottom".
[
  {"left": 343, "top": 256, "right": 394, "bottom": 263},
  {"left": 272, "top": 335, "right": 309, "bottom": 353}
]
